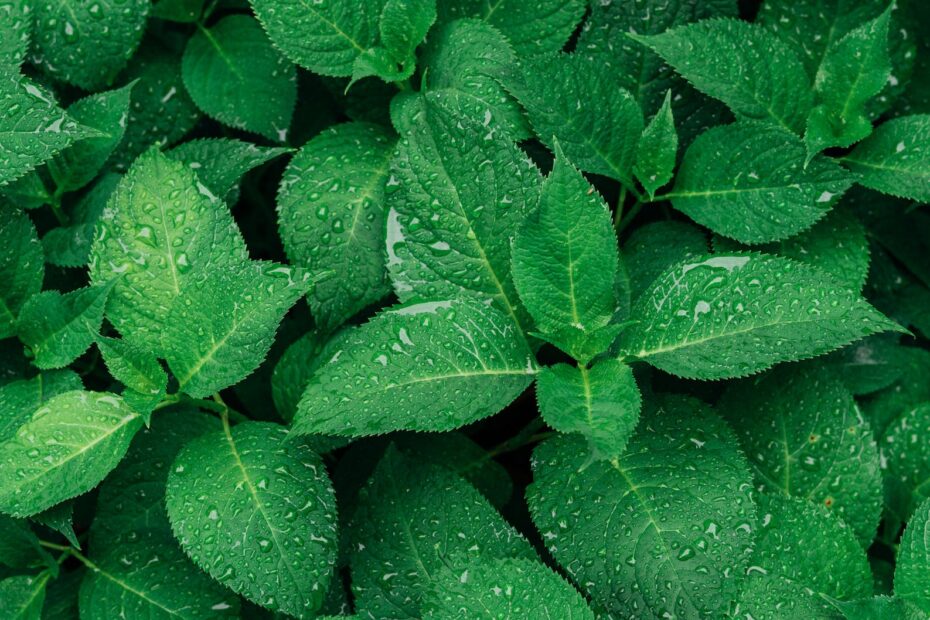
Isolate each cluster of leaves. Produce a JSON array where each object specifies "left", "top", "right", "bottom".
[{"left": 1, "top": 0, "right": 930, "bottom": 618}]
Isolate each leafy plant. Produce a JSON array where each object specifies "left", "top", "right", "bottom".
[{"left": 1, "top": 0, "right": 930, "bottom": 618}]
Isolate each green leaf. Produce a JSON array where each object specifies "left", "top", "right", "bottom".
[
  {"left": 163, "top": 261, "right": 309, "bottom": 398},
  {"left": 634, "top": 90, "right": 678, "bottom": 198},
  {"left": 278, "top": 122, "right": 394, "bottom": 332},
  {"left": 805, "top": 7, "right": 892, "bottom": 158},
  {"left": 379, "top": 0, "right": 436, "bottom": 62},
  {"left": 42, "top": 174, "right": 119, "bottom": 269},
  {"left": 536, "top": 359, "right": 640, "bottom": 461},
  {"left": 0, "top": 202, "right": 43, "bottom": 338},
  {"left": 881, "top": 403, "right": 930, "bottom": 524},
  {"left": 16, "top": 284, "right": 112, "bottom": 370},
  {"left": 622, "top": 220, "right": 708, "bottom": 303},
  {"left": 350, "top": 45, "right": 416, "bottom": 86},
  {"left": 843, "top": 115, "right": 930, "bottom": 202},
  {"left": 0, "top": 391, "right": 143, "bottom": 517},
  {"left": 0, "top": 370, "right": 82, "bottom": 443},
  {"left": 48, "top": 83, "right": 134, "bottom": 193},
  {"left": 436, "top": 0, "right": 585, "bottom": 56},
  {"left": 0, "top": 0, "right": 31, "bottom": 72},
  {"left": 349, "top": 446, "right": 534, "bottom": 619},
  {"left": 386, "top": 92, "right": 540, "bottom": 332},
  {"left": 830, "top": 596, "right": 925, "bottom": 620},
  {"left": 619, "top": 253, "right": 901, "bottom": 380},
  {"left": 166, "top": 421, "right": 337, "bottom": 617},
  {"left": 89, "top": 148, "right": 248, "bottom": 351},
  {"left": 31, "top": 0, "right": 149, "bottom": 90},
  {"left": 31, "top": 501, "right": 79, "bottom": 548},
  {"left": 1, "top": 170, "right": 51, "bottom": 210},
  {"left": 511, "top": 53, "right": 643, "bottom": 184},
  {"left": 182, "top": 15, "right": 296, "bottom": 142},
  {"left": 719, "top": 365, "right": 883, "bottom": 545},
  {"left": 528, "top": 395, "right": 756, "bottom": 619},
  {"left": 248, "top": 0, "right": 384, "bottom": 77},
  {"left": 271, "top": 330, "right": 349, "bottom": 423},
  {"left": 95, "top": 336, "right": 167, "bottom": 400},
  {"left": 0, "top": 78, "right": 94, "bottom": 187},
  {"left": 0, "top": 514, "right": 52, "bottom": 570},
  {"left": 422, "top": 557, "right": 594, "bottom": 619},
  {"left": 669, "top": 121, "right": 854, "bottom": 244},
  {"left": 895, "top": 497, "right": 930, "bottom": 614},
  {"left": 0, "top": 573, "right": 49, "bottom": 620},
  {"left": 713, "top": 208, "right": 871, "bottom": 293},
  {"left": 630, "top": 18, "right": 812, "bottom": 133},
  {"left": 294, "top": 297, "right": 535, "bottom": 436},
  {"left": 736, "top": 572, "right": 840, "bottom": 619},
  {"left": 511, "top": 149, "right": 619, "bottom": 360},
  {"left": 821, "top": 335, "right": 905, "bottom": 396},
  {"left": 151, "top": 0, "right": 203, "bottom": 22},
  {"left": 753, "top": 494, "right": 872, "bottom": 601},
  {"left": 861, "top": 347, "right": 930, "bottom": 437},
  {"left": 420, "top": 19, "right": 529, "bottom": 141},
  {"left": 166, "top": 138, "right": 291, "bottom": 202}
]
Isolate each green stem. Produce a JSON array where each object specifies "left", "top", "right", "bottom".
[
  {"left": 395, "top": 78, "right": 412, "bottom": 92},
  {"left": 613, "top": 185, "right": 629, "bottom": 229},
  {"left": 40, "top": 540, "right": 96, "bottom": 570},
  {"left": 615, "top": 199, "right": 644, "bottom": 235},
  {"left": 489, "top": 417, "right": 548, "bottom": 457},
  {"left": 48, "top": 189, "right": 68, "bottom": 226}
]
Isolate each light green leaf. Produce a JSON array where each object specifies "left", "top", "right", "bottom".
[
  {"left": 420, "top": 19, "right": 529, "bottom": 141},
  {"left": 844, "top": 115, "right": 930, "bottom": 202},
  {"left": 805, "top": 7, "right": 892, "bottom": 158},
  {"left": 32, "top": 0, "right": 149, "bottom": 90},
  {"left": 48, "top": 83, "right": 134, "bottom": 193},
  {"left": 166, "top": 138, "right": 291, "bottom": 202},
  {"left": 536, "top": 359, "right": 640, "bottom": 461},
  {"left": 895, "top": 497, "right": 930, "bottom": 614},
  {"left": 511, "top": 53, "right": 643, "bottom": 184},
  {"left": 31, "top": 501, "right": 79, "bottom": 548},
  {"left": 0, "top": 202, "right": 43, "bottom": 338},
  {"left": 1, "top": 170, "right": 51, "bottom": 210},
  {"left": 349, "top": 446, "right": 534, "bottom": 619},
  {"left": 634, "top": 90, "right": 678, "bottom": 198},
  {"left": 622, "top": 220, "right": 708, "bottom": 303},
  {"left": 0, "top": 390, "right": 142, "bottom": 517},
  {"left": 511, "top": 149, "right": 618, "bottom": 360},
  {"left": 182, "top": 15, "right": 296, "bottom": 142},
  {"left": 719, "top": 365, "right": 883, "bottom": 545},
  {"left": 422, "top": 557, "right": 594, "bottom": 619},
  {"left": 630, "top": 18, "right": 812, "bottom": 133},
  {"left": 42, "top": 174, "right": 119, "bottom": 269},
  {"left": 95, "top": 336, "right": 167, "bottom": 400},
  {"left": 881, "top": 403, "right": 930, "bottom": 524},
  {"left": 0, "top": 0, "right": 31, "bottom": 72},
  {"left": 528, "top": 395, "right": 756, "bottom": 619},
  {"left": 621, "top": 253, "right": 901, "bottom": 379},
  {"left": 386, "top": 91, "right": 540, "bottom": 332},
  {"left": 350, "top": 45, "right": 416, "bottom": 86},
  {"left": 830, "top": 596, "right": 925, "bottom": 620},
  {"left": 380, "top": 0, "right": 435, "bottom": 62},
  {"left": 669, "top": 121, "right": 854, "bottom": 244},
  {"left": 163, "top": 261, "right": 309, "bottom": 398},
  {"left": 436, "top": 0, "right": 585, "bottom": 56},
  {"left": 0, "top": 370, "right": 82, "bottom": 443},
  {"left": 271, "top": 330, "right": 349, "bottom": 423},
  {"left": 736, "top": 572, "right": 840, "bottom": 619},
  {"left": 248, "top": 0, "right": 384, "bottom": 77},
  {"left": 0, "top": 573, "right": 49, "bottom": 620},
  {"left": 278, "top": 122, "right": 394, "bottom": 332},
  {"left": 166, "top": 421, "right": 337, "bottom": 618},
  {"left": 89, "top": 148, "right": 248, "bottom": 351},
  {"left": 293, "top": 297, "right": 536, "bottom": 436},
  {"left": 0, "top": 78, "right": 93, "bottom": 187},
  {"left": 17, "top": 284, "right": 112, "bottom": 370}
]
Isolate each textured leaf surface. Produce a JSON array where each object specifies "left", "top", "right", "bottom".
[
  {"left": 0, "top": 391, "right": 142, "bottom": 517},
  {"left": 350, "top": 446, "right": 534, "bottom": 619},
  {"left": 167, "top": 138, "right": 291, "bottom": 201},
  {"left": 511, "top": 151, "right": 618, "bottom": 359},
  {"left": 436, "top": 0, "right": 585, "bottom": 56},
  {"left": 0, "top": 573, "right": 48, "bottom": 619},
  {"left": 881, "top": 403, "right": 930, "bottom": 524},
  {"left": 89, "top": 148, "right": 248, "bottom": 351},
  {"left": 512, "top": 53, "right": 643, "bottom": 183},
  {"left": 386, "top": 92, "right": 540, "bottom": 331},
  {"left": 42, "top": 174, "right": 119, "bottom": 269},
  {"left": 16, "top": 284, "right": 111, "bottom": 370},
  {"left": 182, "top": 15, "right": 296, "bottom": 141},
  {"left": 634, "top": 90, "right": 678, "bottom": 197},
  {"left": 669, "top": 122, "right": 854, "bottom": 244},
  {"left": 0, "top": 203, "right": 43, "bottom": 338},
  {"left": 536, "top": 360, "right": 640, "bottom": 461},
  {"left": 162, "top": 261, "right": 308, "bottom": 398},
  {"left": 249, "top": 0, "right": 383, "bottom": 77},
  {"left": 95, "top": 336, "right": 167, "bottom": 401},
  {"left": 844, "top": 115, "right": 930, "bottom": 202},
  {"left": 422, "top": 557, "right": 594, "bottom": 619},
  {"left": 166, "top": 421, "right": 337, "bottom": 617},
  {"left": 622, "top": 220, "right": 707, "bottom": 303},
  {"left": 619, "top": 253, "right": 901, "bottom": 380},
  {"left": 271, "top": 330, "right": 348, "bottom": 423},
  {"left": 0, "top": 370, "right": 82, "bottom": 443},
  {"left": 32, "top": 0, "right": 148, "bottom": 89},
  {"left": 294, "top": 297, "right": 535, "bottom": 436},
  {"left": 895, "top": 497, "right": 930, "bottom": 614},
  {"left": 630, "top": 18, "right": 812, "bottom": 133},
  {"left": 278, "top": 122, "right": 393, "bottom": 332},
  {"left": 736, "top": 572, "right": 839, "bottom": 619},
  {"left": 379, "top": 0, "right": 436, "bottom": 62},
  {"left": 719, "top": 365, "right": 883, "bottom": 545},
  {"left": 0, "top": 0, "right": 30, "bottom": 72},
  {"left": 528, "top": 395, "right": 756, "bottom": 619},
  {"left": 0, "top": 513, "right": 52, "bottom": 570}
]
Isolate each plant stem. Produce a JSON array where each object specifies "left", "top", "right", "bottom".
[
  {"left": 48, "top": 189, "right": 68, "bottom": 226},
  {"left": 40, "top": 539, "right": 96, "bottom": 570},
  {"left": 489, "top": 417, "right": 548, "bottom": 457},
  {"left": 615, "top": 199, "right": 644, "bottom": 235},
  {"left": 613, "top": 185, "right": 628, "bottom": 229}
]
